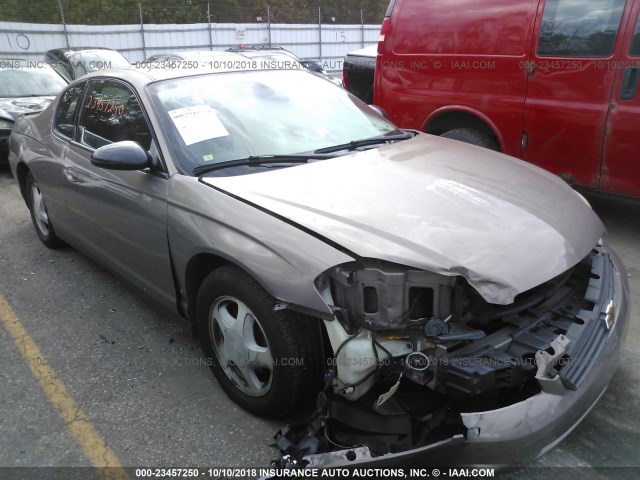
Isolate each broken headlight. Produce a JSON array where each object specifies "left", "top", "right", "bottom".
[
  {"left": 316, "top": 260, "right": 460, "bottom": 334},
  {"left": 315, "top": 260, "right": 484, "bottom": 399}
]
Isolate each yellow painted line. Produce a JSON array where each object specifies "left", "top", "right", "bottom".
[{"left": 0, "top": 294, "right": 129, "bottom": 480}]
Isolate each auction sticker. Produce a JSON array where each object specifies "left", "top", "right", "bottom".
[{"left": 168, "top": 105, "right": 229, "bottom": 146}]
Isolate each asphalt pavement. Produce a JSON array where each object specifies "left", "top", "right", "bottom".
[{"left": 0, "top": 164, "right": 638, "bottom": 479}]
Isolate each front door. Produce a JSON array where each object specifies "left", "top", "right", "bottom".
[{"left": 63, "top": 78, "right": 175, "bottom": 310}]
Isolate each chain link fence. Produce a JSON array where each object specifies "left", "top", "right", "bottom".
[
  {"left": 1, "top": 1, "right": 385, "bottom": 68},
  {"left": 0, "top": 1, "right": 388, "bottom": 25}
]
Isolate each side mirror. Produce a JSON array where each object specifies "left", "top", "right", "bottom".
[
  {"left": 91, "top": 141, "right": 152, "bottom": 171},
  {"left": 368, "top": 104, "right": 388, "bottom": 119}
]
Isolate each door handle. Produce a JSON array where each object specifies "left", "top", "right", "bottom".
[
  {"left": 64, "top": 167, "right": 78, "bottom": 183},
  {"left": 620, "top": 67, "right": 639, "bottom": 100}
]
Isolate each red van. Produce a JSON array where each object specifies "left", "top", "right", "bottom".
[{"left": 375, "top": 0, "right": 640, "bottom": 196}]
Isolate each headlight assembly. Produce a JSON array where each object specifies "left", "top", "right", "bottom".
[
  {"left": 0, "top": 118, "right": 14, "bottom": 130},
  {"left": 316, "top": 260, "right": 458, "bottom": 334}
]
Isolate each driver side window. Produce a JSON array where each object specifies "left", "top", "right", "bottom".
[{"left": 78, "top": 80, "right": 152, "bottom": 151}]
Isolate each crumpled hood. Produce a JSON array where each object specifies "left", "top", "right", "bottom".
[
  {"left": 0, "top": 96, "right": 54, "bottom": 122},
  {"left": 203, "top": 134, "right": 604, "bottom": 304}
]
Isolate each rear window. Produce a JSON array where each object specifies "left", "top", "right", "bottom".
[
  {"left": 392, "top": 0, "right": 533, "bottom": 56},
  {"left": 537, "top": 0, "right": 626, "bottom": 57},
  {"left": 54, "top": 84, "right": 84, "bottom": 139}
]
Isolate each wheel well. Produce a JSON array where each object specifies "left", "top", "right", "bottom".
[
  {"left": 15, "top": 162, "right": 30, "bottom": 203},
  {"left": 184, "top": 253, "right": 230, "bottom": 322},
  {"left": 183, "top": 253, "right": 329, "bottom": 354},
  {"left": 424, "top": 111, "right": 501, "bottom": 151}
]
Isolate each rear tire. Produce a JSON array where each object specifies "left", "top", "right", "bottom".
[
  {"left": 196, "top": 265, "right": 323, "bottom": 418},
  {"left": 441, "top": 128, "right": 499, "bottom": 151},
  {"left": 25, "top": 172, "right": 64, "bottom": 248}
]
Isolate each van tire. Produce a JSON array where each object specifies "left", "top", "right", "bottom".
[{"left": 441, "top": 128, "right": 499, "bottom": 151}]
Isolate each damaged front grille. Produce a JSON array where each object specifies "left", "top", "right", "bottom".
[
  {"left": 436, "top": 247, "right": 613, "bottom": 396},
  {"left": 560, "top": 249, "right": 616, "bottom": 389},
  {"left": 274, "top": 246, "right": 617, "bottom": 466}
]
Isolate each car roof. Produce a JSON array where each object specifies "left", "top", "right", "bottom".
[
  {"left": 226, "top": 45, "right": 289, "bottom": 52},
  {"left": 147, "top": 51, "right": 234, "bottom": 60},
  {"left": 47, "top": 47, "right": 117, "bottom": 57},
  {"left": 226, "top": 46, "right": 300, "bottom": 58},
  {"left": 75, "top": 52, "right": 292, "bottom": 88}
]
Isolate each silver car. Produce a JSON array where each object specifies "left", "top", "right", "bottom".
[
  {"left": 8, "top": 59, "right": 630, "bottom": 469},
  {"left": 0, "top": 63, "right": 67, "bottom": 163}
]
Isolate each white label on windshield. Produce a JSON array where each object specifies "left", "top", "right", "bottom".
[{"left": 168, "top": 105, "right": 229, "bottom": 146}]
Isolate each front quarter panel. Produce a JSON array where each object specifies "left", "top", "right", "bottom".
[{"left": 167, "top": 175, "right": 354, "bottom": 316}]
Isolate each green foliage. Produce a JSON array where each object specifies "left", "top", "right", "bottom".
[{"left": 0, "top": 0, "right": 389, "bottom": 25}]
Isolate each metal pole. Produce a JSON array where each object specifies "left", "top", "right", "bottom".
[
  {"left": 318, "top": 6, "right": 322, "bottom": 62},
  {"left": 267, "top": 5, "right": 272, "bottom": 47},
  {"left": 361, "top": 9, "right": 365, "bottom": 49},
  {"left": 139, "top": 3, "right": 146, "bottom": 59},
  {"left": 207, "top": 3, "right": 213, "bottom": 50},
  {"left": 58, "top": 0, "right": 70, "bottom": 48}
]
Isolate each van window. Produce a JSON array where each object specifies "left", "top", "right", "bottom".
[
  {"left": 631, "top": 14, "right": 640, "bottom": 56},
  {"left": 393, "top": 0, "right": 532, "bottom": 56},
  {"left": 538, "top": 0, "right": 626, "bottom": 57}
]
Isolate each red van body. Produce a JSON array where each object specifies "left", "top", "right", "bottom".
[{"left": 375, "top": 0, "right": 640, "bottom": 197}]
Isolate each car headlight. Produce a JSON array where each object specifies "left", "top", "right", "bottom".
[
  {"left": 0, "top": 118, "right": 14, "bottom": 130},
  {"left": 316, "top": 260, "right": 458, "bottom": 334}
]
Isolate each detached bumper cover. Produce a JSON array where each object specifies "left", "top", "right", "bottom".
[{"left": 296, "top": 246, "right": 631, "bottom": 469}]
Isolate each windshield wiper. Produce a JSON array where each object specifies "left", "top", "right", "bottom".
[
  {"left": 193, "top": 153, "right": 334, "bottom": 176},
  {"left": 313, "top": 130, "right": 417, "bottom": 154}
]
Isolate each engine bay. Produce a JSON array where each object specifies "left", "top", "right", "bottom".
[{"left": 273, "top": 247, "right": 610, "bottom": 467}]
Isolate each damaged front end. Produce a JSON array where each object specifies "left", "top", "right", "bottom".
[{"left": 273, "top": 244, "right": 630, "bottom": 469}]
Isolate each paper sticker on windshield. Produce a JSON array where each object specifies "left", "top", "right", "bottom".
[{"left": 168, "top": 105, "right": 229, "bottom": 146}]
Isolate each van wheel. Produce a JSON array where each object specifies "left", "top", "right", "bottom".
[
  {"left": 26, "top": 172, "right": 64, "bottom": 248},
  {"left": 196, "top": 265, "right": 323, "bottom": 418},
  {"left": 441, "top": 128, "right": 499, "bottom": 151}
]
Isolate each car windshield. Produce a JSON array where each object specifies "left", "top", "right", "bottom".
[
  {"left": 148, "top": 69, "right": 401, "bottom": 175},
  {"left": 0, "top": 67, "right": 67, "bottom": 98}
]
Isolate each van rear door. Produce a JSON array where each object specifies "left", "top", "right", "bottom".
[
  {"left": 600, "top": 1, "right": 640, "bottom": 196},
  {"left": 521, "top": 0, "right": 628, "bottom": 188}
]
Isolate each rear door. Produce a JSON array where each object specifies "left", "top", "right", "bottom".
[
  {"left": 522, "top": 0, "right": 628, "bottom": 187},
  {"left": 600, "top": 1, "right": 640, "bottom": 195}
]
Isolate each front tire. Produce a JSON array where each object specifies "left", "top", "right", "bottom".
[
  {"left": 196, "top": 265, "right": 323, "bottom": 418},
  {"left": 25, "top": 172, "right": 64, "bottom": 248}
]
